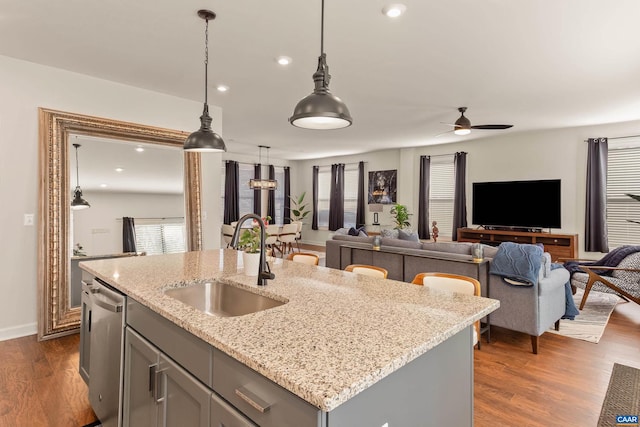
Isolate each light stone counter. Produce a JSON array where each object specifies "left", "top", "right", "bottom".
[{"left": 80, "top": 249, "right": 499, "bottom": 412}]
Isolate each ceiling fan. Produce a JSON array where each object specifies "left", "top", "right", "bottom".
[{"left": 441, "top": 107, "right": 513, "bottom": 136}]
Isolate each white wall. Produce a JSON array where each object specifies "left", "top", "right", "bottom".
[
  {"left": 293, "top": 119, "right": 640, "bottom": 256},
  {"left": 0, "top": 55, "right": 224, "bottom": 340},
  {"left": 72, "top": 192, "right": 184, "bottom": 256}
]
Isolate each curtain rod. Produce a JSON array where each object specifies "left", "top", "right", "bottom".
[
  {"left": 422, "top": 152, "right": 467, "bottom": 158},
  {"left": 584, "top": 135, "right": 640, "bottom": 142},
  {"left": 116, "top": 216, "right": 184, "bottom": 221}
]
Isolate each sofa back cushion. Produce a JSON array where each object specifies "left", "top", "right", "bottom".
[
  {"left": 332, "top": 234, "right": 375, "bottom": 244},
  {"left": 381, "top": 237, "right": 423, "bottom": 249},
  {"left": 421, "top": 242, "right": 473, "bottom": 255}
]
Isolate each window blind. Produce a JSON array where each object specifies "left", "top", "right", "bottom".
[
  {"left": 429, "top": 159, "right": 455, "bottom": 238},
  {"left": 135, "top": 222, "right": 186, "bottom": 255},
  {"left": 607, "top": 139, "right": 640, "bottom": 248}
]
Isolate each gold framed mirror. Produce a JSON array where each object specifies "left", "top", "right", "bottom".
[{"left": 38, "top": 108, "right": 202, "bottom": 340}]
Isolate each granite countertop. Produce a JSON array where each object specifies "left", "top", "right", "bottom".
[{"left": 80, "top": 249, "right": 499, "bottom": 412}]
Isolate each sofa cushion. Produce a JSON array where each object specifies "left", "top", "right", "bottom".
[
  {"left": 380, "top": 228, "right": 399, "bottom": 239},
  {"left": 421, "top": 242, "right": 473, "bottom": 255},
  {"left": 481, "top": 244, "right": 499, "bottom": 259},
  {"left": 398, "top": 229, "right": 420, "bottom": 242},
  {"left": 334, "top": 227, "right": 350, "bottom": 235},
  {"left": 381, "top": 237, "right": 423, "bottom": 249}
]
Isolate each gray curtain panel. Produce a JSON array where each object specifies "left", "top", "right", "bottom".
[
  {"left": 452, "top": 152, "right": 468, "bottom": 241},
  {"left": 418, "top": 155, "right": 431, "bottom": 240},
  {"left": 122, "top": 216, "right": 137, "bottom": 253},
  {"left": 253, "top": 163, "right": 261, "bottom": 216},
  {"left": 284, "top": 167, "right": 291, "bottom": 224},
  {"left": 223, "top": 160, "right": 239, "bottom": 224},
  {"left": 585, "top": 137, "right": 609, "bottom": 252},
  {"left": 267, "top": 165, "right": 276, "bottom": 221},
  {"left": 329, "top": 164, "right": 345, "bottom": 231},
  {"left": 312, "top": 166, "right": 319, "bottom": 230},
  {"left": 356, "top": 161, "right": 366, "bottom": 227}
]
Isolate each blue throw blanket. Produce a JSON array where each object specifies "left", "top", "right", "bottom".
[
  {"left": 490, "top": 242, "right": 543, "bottom": 286},
  {"left": 564, "top": 245, "right": 640, "bottom": 277},
  {"left": 551, "top": 263, "right": 580, "bottom": 320}
]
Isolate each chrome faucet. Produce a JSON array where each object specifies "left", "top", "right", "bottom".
[{"left": 229, "top": 213, "right": 275, "bottom": 286}]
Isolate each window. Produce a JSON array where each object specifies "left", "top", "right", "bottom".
[
  {"left": 429, "top": 158, "right": 455, "bottom": 238},
  {"left": 135, "top": 220, "right": 186, "bottom": 255},
  {"left": 607, "top": 138, "right": 640, "bottom": 248},
  {"left": 274, "top": 166, "right": 285, "bottom": 224},
  {"left": 317, "top": 166, "right": 331, "bottom": 228},
  {"left": 343, "top": 165, "right": 359, "bottom": 228},
  {"left": 316, "top": 164, "right": 359, "bottom": 229}
]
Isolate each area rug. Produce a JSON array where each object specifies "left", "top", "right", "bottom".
[
  {"left": 547, "top": 288, "right": 620, "bottom": 343},
  {"left": 598, "top": 363, "right": 640, "bottom": 427}
]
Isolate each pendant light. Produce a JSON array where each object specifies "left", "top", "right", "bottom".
[
  {"left": 71, "top": 143, "right": 90, "bottom": 210},
  {"left": 289, "top": 0, "right": 352, "bottom": 130},
  {"left": 249, "top": 146, "right": 278, "bottom": 190},
  {"left": 184, "top": 10, "right": 227, "bottom": 152}
]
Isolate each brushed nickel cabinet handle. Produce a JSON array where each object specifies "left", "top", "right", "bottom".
[{"left": 235, "top": 386, "right": 271, "bottom": 413}]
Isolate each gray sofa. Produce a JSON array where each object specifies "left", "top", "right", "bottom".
[{"left": 326, "top": 234, "right": 569, "bottom": 353}]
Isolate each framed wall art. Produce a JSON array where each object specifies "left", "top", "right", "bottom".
[{"left": 368, "top": 169, "right": 397, "bottom": 204}]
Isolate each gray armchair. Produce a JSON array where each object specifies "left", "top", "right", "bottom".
[{"left": 486, "top": 246, "right": 569, "bottom": 354}]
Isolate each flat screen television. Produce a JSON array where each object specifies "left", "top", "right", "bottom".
[{"left": 472, "top": 179, "right": 561, "bottom": 230}]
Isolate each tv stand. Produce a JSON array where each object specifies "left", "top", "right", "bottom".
[
  {"left": 458, "top": 228, "right": 578, "bottom": 261},
  {"left": 482, "top": 225, "right": 544, "bottom": 233}
]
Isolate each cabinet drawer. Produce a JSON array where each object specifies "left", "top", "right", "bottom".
[
  {"left": 211, "top": 392, "right": 257, "bottom": 427},
  {"left": 494, "top": 234, "right": 533, "bottom": 243},
  {"left": 126, "top": 299, "right": 212, "bottom": 387},
  {"left": 537, "top": 237, "right": 570, "bottom": 247},
  {"left": 213, "top": 349, "right": 320, "bottom": 427}
]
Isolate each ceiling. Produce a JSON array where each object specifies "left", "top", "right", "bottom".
[{"left": 3, "top": 0, "right": 640, "bottom": 160}]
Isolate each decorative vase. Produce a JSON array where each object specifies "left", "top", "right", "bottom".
[
  {"left": 372, "top": 235, "right": 382, "bottom": 251},
  {"left": 472, "top": 243, "right": 483, "bottom": 263},
  {"left": 242, "top": 251, "right": 261, "bottom": 277}
]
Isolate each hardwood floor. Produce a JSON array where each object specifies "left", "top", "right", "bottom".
[
  {"left": 0, "top": 333, "right": 95, "bottom": 427},
  {"left": 1, "top": 298, "right": 638, "bottom": 426}
]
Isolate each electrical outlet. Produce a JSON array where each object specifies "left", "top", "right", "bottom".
[{"left": 24, "top": 214, "right": 34, "bottom": 226}]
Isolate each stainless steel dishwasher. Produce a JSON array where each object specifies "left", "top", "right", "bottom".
[{"left": 86, "top": 278, "right": 126, "bottom": 427}]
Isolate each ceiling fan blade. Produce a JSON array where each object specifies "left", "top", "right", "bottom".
[
  {"left": 440, "top": 122, "right": 457, "bottom": 127},
  {"left": 470, "top": 124, "right": 513, "bottom": 130},
  {"left": 434, "top": 130, "right": 454, "bottom": 138}
]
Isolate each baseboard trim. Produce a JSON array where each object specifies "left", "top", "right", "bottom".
[{"left": 0, "top": 322, "right": 37, "bottom": 341}]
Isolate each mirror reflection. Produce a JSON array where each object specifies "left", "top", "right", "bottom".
[{"left": 68, "top": 135, "right": 187, "bottom": 308}]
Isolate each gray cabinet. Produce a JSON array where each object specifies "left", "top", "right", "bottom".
[{"left": 123, "top": 327, "right": 211, "bottom": 427}]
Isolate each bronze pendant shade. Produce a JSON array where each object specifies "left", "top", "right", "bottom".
[
  {"left": 289, "top": 0, "right": 352, "bottom": 130},
  {"left": 184, "top": 10, "right": 227, "bottom": 152}
]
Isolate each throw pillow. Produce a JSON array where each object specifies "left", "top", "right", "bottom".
[
  {"left": 334, "top": 227, "right": 350, "bottom": 235},
  {"left": 380, "top": 228, "right": 399, "bottom": 239},
  {"left": 398, "top": 228, "right": 419, "bottom": 242}
]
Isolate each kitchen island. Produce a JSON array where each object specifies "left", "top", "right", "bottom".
[{"left": 80, "top": 249, "right": 499, "bottom": 426}]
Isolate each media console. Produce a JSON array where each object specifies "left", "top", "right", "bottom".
[{"left": 457, "top": 228, "right": 578, "bottom": 261}]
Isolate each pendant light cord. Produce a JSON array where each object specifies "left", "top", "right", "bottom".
[
  {"left": 74, "top": 143, "right": 81, "bottom": 187},
  {"left": 204, "top": 17, "right": 209, "bottom": 104},
  {"left": 320, "top": 0, "right": 325, "bottom": 55}
]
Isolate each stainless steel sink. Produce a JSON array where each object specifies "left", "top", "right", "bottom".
[{"left": 164, "top": 281, "right": 285, "bottom": 317}]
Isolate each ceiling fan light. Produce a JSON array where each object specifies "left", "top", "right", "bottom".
[{"left": 454, "top": 128, "right": 471, "bottom": 136}]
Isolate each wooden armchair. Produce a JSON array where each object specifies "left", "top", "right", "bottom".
[{"left": 575, "top": 265, "right": 640, "bottom": 309}]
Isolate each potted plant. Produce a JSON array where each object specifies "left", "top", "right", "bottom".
[
  {"left": 390, "top": 203, "right": 412, "bottom": 230},
  {"left": 289, "top": 192, "right": 310, "bottom": 223},
  {"left": 238, "top": 224, "right": 261, "bottom": 276}
]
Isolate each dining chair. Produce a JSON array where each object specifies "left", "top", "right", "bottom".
[
  {"left": 264, "top": 224, "right": 282, "bottom": 257},
  {"left": 287, "top": 252, "right": 319, "bottom": 265},
  {"left": 292, "top": 221, "right": 303, "bottom": 252},
  {"left": 344, "top": 264, "right": 388, "bottom": 279},
  {"left": 221, "top": 224, "right": 234, "bottom": 248},
  {"left": 411, "top": 272, "right": 482, "bottom": 348},
  {"left": 278, "top": 223, "right": 298, "bottom": 255}
]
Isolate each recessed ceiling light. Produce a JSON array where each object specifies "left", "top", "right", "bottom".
[
  {"left": 115, "top": 167, "right": 124, "bottom": 172},
  {"left": 135, "top": 146, "right": 144, "bottom": 152},
  {"left": 276, "top": 56, "right": 292, "bottom": 66},
  {"left": 216, "top": 85, "right": 229, "bottom": 92},
  {"left": 382, "top": 4, "right": 407, "bottom": 18},
  {"left": 100, "top": 183, "right": 108, "bottom": 188}
]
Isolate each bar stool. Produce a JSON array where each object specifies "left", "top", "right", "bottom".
[{"left": 344, "top": 264, "right": 388, "bottom": 279}]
